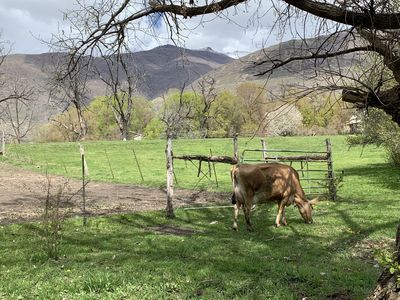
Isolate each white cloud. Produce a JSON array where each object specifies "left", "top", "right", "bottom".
[{"left": 0, "top": 0, "right": 292, "bottom": 56}]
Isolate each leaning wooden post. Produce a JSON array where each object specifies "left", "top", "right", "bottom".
[
  {"left": 79, "top": 144, "right": 89, "bottom": 225},
  {"left": 233, "top": 133, "right": 239, "bottom": 163},
  {"left": 326, "top": 138, "right": 337, "bottom": 201},
  {"left": 261, "top": 138, "right": 267, "bottom": 162},
  {"left": 165, "top": 137, "right": 175, "bottom": 218},
  {"left": 1, "top": 131, "right": 5, "bottom": 156}
]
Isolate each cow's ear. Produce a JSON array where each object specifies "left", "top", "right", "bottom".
[{"left": 308, "top": 198, "right": 319, "bottom": 206}]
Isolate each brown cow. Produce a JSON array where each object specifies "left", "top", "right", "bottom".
[{"left": 231, "top": 163, "right": 318, "bottom": 231}]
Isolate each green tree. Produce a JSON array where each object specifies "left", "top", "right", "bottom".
[
  {"left": 86, "top": 97, "right": 117, "bottom": 140},
  {"left": 212, "top": 91, "right": 246, "bottom": 137}
]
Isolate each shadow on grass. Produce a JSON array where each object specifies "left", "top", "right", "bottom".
[
  {"left": 0, "top": 201, "right": 388, "bottom": 299},
  {"left": 341, "top": 162, "right": 400, "bottom": 191}
]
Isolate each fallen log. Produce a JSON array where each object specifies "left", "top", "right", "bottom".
[{"left": 173, "top": 155, "right": 238, "bottom": 165}]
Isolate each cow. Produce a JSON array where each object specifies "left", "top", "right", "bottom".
[{"left": 231, "top": 163, "right": 318, "bottom": 231}]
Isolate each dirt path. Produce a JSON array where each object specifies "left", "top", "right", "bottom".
[{"left": 0, "top": 163, "right": 229, "bottom": 224}]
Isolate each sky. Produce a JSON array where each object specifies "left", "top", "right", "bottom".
[{"left": 0, "top": 0, "right": 290, "bottom": 57}]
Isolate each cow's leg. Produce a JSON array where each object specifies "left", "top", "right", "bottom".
[
  {"left": 232, "top": 202, "right": 241, "bottom": 231},
  {"left": 243, "top": 193, "right": 254, "bottom": 231},
  {"left": 281, "top": 209, "right": 287, "bottom": 226},
  {"left": 275, "top": 200, "right": 287, "bottom": 227}
]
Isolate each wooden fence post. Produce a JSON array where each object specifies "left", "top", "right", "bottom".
[
  {"left": 132, "top": 147, "right": 144, "bottom": 182},
  {"left": 1, "top": 131, "right": 5, "bottom": 156},
  {"left": 79, "top": 144, "right": 89, "bottom": 225},
  {"left": 326, "top": 138, "right": 337, "bottom": 201},
  {"left": 261, "top": 138, "right": 267, "bottom": 162},
  {"left": 165, "top": 137, "right": 175, "bottom": 218},
  {"left": 233, "top": 133, "right": 239, "bottom": 163}
]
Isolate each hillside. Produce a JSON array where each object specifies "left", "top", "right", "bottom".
[
  {"left": 0, "top": 45, "right": 233, "bottom": 123},
  {"left": 192, "top": 34, "right": 359, "bottom": 95}
]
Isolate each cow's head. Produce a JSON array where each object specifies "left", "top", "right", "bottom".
[{"left": 295, "top": 197, "right": 318, "bottom": 224}]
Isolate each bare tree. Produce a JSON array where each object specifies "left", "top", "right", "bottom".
[
  {"left": 51, "top": 0, "right": 400, "bottom": 127},
  {"left": 196, "top": 76, "right": 218, "bottom": 138},
  {"left": 47, "top": 53, "right": 90, "bottom": 140},
  {"left": 0, "top": 80, "right": 36, "bottom": 143},
  {"left": 95, "top": 45, "right": 143, "bottom": 141}
]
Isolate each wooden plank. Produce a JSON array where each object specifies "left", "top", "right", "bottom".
[{"left": 174, "top": 154, "right": 238, "bottom": 164}]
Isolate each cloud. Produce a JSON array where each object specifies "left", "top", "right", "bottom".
[
  {"left": 0, "top": 1, "right": 72, "bottom": 53},
  {"left": 0, "top": 0, "right": 293, "bottom": 56}
]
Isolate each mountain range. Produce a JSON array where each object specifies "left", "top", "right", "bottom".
[{"left": 0, "top": 36, "right": 356, "bottom": 125}]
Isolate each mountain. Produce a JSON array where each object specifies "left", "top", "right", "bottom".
[
  {"left": 0, "top": 45, "right": 234, "bottom": 123},
  {"left": 192, "top": 34, "right": 358, "bottom": 95}
]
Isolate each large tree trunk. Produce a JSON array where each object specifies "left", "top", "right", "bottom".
[
  {"left": 367, "top": 224, "right": 400, "bottom": 299},
  {"left": 342, "top": 86, "right": 400, "bottom": 125}
]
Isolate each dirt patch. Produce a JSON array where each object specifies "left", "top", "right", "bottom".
[{"left": 0, "top": 163, "right": 229, "bottom": 224}]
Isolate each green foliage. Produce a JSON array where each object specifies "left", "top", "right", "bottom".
[
  {"left": 297, "top": 97, "right": 335, "bottom": 128},
  {"left": 86, "top": 96, "right": 118, "bottom": 139},
  {"left": 375, "top": 249, "right": 400, "bottom": 283},
  {"left": 86, "top": 95, "right": 155, "bottom": 140},
  {"left": 144, "top": 118, "right": 165, "bottom": 139},
  {"left": 212, "top": 90, "right": 246, "bottom": 137},
  {"left": 130, "top": 96, "right": 155, "bottom": 134}
]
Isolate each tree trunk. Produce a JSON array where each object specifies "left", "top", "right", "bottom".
[
  {"left": 366, "top": 224, "right": 400, "bottom": 299},
  {"left": 75, "top": 105, "right": 87, "bottom": 140},
  {"left": 342, "top": 86, "right": 400, "bottom": 125}
]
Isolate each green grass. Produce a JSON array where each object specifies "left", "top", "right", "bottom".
[
  {"left": 1, "top": 135, "right": 399, "bottom": 299},
  {"left": 0, "top": 135, "right": 367, "bottom": 191}
]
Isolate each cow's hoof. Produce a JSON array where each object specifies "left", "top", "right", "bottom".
[
  {"left": 275, "top": 223, "right": 282, "bottom": 228},
  {"left": 246, "top": 227, "right": 254, "bottom": 232}
]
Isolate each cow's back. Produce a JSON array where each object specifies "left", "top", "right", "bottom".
[{"left": 233, "top": 163, "right": 304, "bottom": 204}]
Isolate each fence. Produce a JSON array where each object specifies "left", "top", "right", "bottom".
[{"left": 240, "top": 138, "right": 336, "bottom": 200}]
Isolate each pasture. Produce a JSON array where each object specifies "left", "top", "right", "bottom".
[{"left": 0, "top": 135, "right": 399, "bottom": 299}]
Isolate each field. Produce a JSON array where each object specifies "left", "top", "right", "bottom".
[{"left": 0, "top": 135, "right": 399, "bottom": 299}]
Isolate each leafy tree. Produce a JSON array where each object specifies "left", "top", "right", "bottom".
[
  {"left": 144, "top": 118, "right": 165, "bottom": 139},
  {"left": 236, "top": 82, "right": 268, "bottom": 129},
  {"left": 212, "top": 90, "right": 246, "bottom": 137},
  {"left": 160, "top": 90, "right": 201, "bottom": 138},
  {"left": 86, "top": 97, "right": 118, "bottom": 140}
]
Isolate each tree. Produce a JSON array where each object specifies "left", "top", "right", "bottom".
[
  {"left": 96, "top": 46, "right": 144, "bottom": 141},
  {"left": 47, "top": 53, "right": 90, "bottom": 140},
  {"left": 195, "top": 76, "right": 218, "bottom": 138},
  {"left": 53, "top": 0, "right": 400, "bottom": 129},
  {"left": 0, "top": 79, "right": 37, "bottom": 143}
]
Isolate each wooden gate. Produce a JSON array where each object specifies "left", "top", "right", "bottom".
[{"left": 240, "top": 139, "right": 336, "bottom": 200}]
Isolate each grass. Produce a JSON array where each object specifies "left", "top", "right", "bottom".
[{"left": 1, "top": 135, "right": 399, "bottom": 299}]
